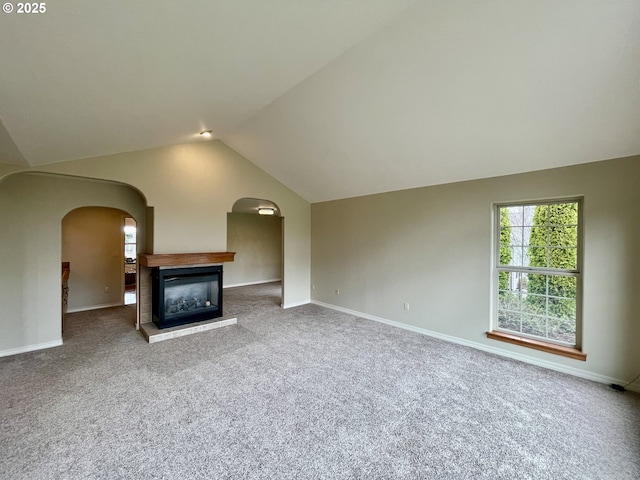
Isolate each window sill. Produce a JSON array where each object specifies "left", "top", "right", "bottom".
[{"left": 486, "top": 331, "right": 586, "bottom": 361}]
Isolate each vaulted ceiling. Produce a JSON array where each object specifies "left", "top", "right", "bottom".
[{"left": 1, "top": 1, "right": 639, "bottom": 202}]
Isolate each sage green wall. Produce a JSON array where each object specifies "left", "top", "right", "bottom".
[
  {"left": 0, "top": 163, "right": 23, "bottom": 178},
  {"left": 0, "top": 140, "right": 310, "bottom": 355},
  {"left": 62, "top": 207, "right": 129, "bottom": 312},
  {"left": 311, "top": 155, "right": 640, "bottom": 384},
  {"left": 37, "top": 140, "right": 310, "bottom": 308},
  {"left": 226, "top": 213, "right": 283, "bottom": 288},
  {"left": 0, "top": 173, "right": 146, "bottom": 355}
]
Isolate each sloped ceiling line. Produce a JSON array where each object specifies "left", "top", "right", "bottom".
[{"left": 1, "top": 0, "right": 639, "bottom": 203}]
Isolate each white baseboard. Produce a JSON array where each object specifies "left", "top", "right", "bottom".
[
  {"left": 67, "top": 302, "right": 122, "bottom": 313},
  {"left": 0, "top": 339, "right": 63, "bottom": 358},
  {"left": 224, "top": 279, "right": 282, "bottom": 289},
  {"left": 311, "top": 300, "right": 639, "bottom": 393},
  {"left": 282, "top": 300, "right": 310, "bottom": 309}
]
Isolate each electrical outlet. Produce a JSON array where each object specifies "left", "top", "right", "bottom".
[
  {"left": 312, "top": 284, "right": 316, "bottom": 290},
  {"left": 104, "top": 286, "right": 110, "bottom": 293},
  {"left": 335, "top": 289, "right": 340, "bottom": 296},
  {"left": 404, "top": 302, "right": 410, "bottom": 311}
]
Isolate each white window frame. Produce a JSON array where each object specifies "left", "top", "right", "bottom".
[{"left": 493, "top": 198, "right": 583, "bottom": 349}]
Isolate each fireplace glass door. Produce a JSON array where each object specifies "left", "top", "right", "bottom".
[{"left": 152, "top": 266, "right": 223, "bottom": 329}]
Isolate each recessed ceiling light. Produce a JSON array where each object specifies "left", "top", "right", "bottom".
[{"left": 200, "top": 130, "right": 213, "bottom": 138}]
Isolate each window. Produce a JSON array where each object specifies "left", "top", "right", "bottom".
[
  {"left": 492, "top": 199, "right": 582, "bottom": 354},
  {"left": 124, "top": 221, "right": 136, "bottom": 261}
]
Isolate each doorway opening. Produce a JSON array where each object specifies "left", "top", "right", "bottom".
[
  {"left": 227, "top": 198, "right": 283, "bottom": 306},
  {"left": 124, "top": 217, "right": 137, "bottom": 305},
  {"left": 62, "top": 207, "right": 137, "bottom": 315}
]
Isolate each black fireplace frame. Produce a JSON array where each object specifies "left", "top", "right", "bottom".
[{"left": 151, "top": 265, "right": 223, "bottom": 329}]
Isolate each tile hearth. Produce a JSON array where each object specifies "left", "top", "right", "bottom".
[{"left": 139, "top": 316, "right": 237, "bottom": 343}]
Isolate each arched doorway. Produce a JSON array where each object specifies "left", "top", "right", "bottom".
[
  {"left": 0, "top": 171, "right": 148, "bottom": 353},
  {"left": 62, "top": 207, "right": 138, "bottom": 318},
  {"left": 48, "top": 173, "right": 148, "bottom": 333},
  {"left": 227, "top": 198, "right": 284, "bottom": 305}
]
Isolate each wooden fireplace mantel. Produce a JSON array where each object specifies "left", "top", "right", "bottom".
[{"left": 139, "top": 252, "right": 236, "bottom": 268}]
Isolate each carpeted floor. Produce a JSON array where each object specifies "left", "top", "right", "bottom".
[{"left": 1, "top": 282, "right": 639, "bottom": 479}]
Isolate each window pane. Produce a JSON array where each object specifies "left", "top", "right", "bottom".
[
  {"left": 512, "top": 271, "right": 525, "bottom": 292},
  {"left": 547, "top": 275, "right": 576, "bottom": 299},
  {"left": 532, "top": 205, "right": 548, "bottom": 225},
  {"left": 500, "top": 208, "right": 510, "bottom": 227},
  {"left": 124, "top": 225, "right": 136, "bottom": 243},
  {"left": 499, "top": 227, "right": 512, "bottom": 246},
  {"left": 522, "top": 294, "right": 546, "bottom": 316},
  {"left": 548, "top": 317, "right": 576, "bottom": 345},
  {"left": 507, "top": 206, "right": 524, "bottom": 227},
  {"left": 522, "top": 314, "right": 546, "bottom": 337},
  {"left": 549, "top": 247, "right": 577, "bottom": 270},
  {"left": 124, "top": 244, "right": 136, "bottom": 258},
  {"left": 528, "top": 246, "right": 547, "bottom": 268},
  {"left": 498, "top": 291, "right": 520, "bottom": 311},
  {"left": 499, "top": 209, "right": 514, "bottom": 267},
  {"left": 549, "top": 298, "right": 576, "bottom": 320},
  {"left": 548, "top": 202, "right": 578, "bottom": 225},
  {"left": 549, "top": 226, "right": 577, "bottom": 247},
  {"left": 498, "top": 310, "right": 520, "bottom": 332},
  {"left": 530, "top": 225, "right": 549, "bottom": 243},
  {"left": 498, "top": 271, "right": 511, "bottom": 291},
  {"left": 499, "top": 271, "right": 529, "bottom": 294},
  {"left": 509, "top": 248, "right": 527, "bottom": 267},
  {"left": 522, "top": 226, "right": 532, "bottom": 246},
  {"left": 527, "top": 274, "right": 547, "bottom": 296},
  {"left": 510, "top": 229, "right": 524, "bottom": 247}
]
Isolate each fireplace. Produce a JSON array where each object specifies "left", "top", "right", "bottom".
[{"left": 151, "top": 265, "right": 223, "bottom": 329}]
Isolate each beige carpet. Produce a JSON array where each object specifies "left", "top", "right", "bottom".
[{"left": 1, "top": 282, "right": 639, "bottom": 479}]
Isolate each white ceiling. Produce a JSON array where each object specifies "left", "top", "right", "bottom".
[
  {"left": 1, "top": 1, "right": 639, "bottom": 203},
  {"left": 0, "top": 0, "right": 413, "bottom": 166}
]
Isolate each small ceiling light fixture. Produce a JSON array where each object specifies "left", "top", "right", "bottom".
[
  {"left": 200, "top": 130, "right": 213, "bottom": 138},
  {"left": 258, "top": 208, "right": 275, "bottom": 216}
]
